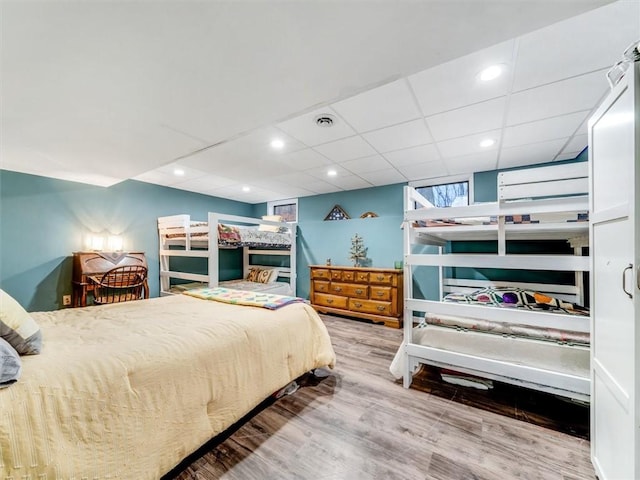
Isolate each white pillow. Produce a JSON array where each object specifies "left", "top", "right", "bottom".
[
  {"left": 0, "top": 289, "right": 43, "bottom": 355},
  {"left": 259, "top": 215, "right": 283, "bottom": 233}
]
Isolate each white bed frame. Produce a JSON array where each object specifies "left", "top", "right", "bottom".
[
  {"left": 158, "top": 212, "right": 297, "bottom": 296},
  {"left": 402, "top": 162, "right": 591, "bottom": 401}
]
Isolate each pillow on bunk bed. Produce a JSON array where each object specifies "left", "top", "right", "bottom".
[
  {"left": 217, "top": 223, "right": 242, "bottom": 243},
  {"left": 259, "top": 215, "right": 287, "bottom": 233},
  {"left": 0, "top": 289, "right": 43, "bottom": 355},
  {"left": 246, "top": 267, "right": 280, "bottom": 284}
]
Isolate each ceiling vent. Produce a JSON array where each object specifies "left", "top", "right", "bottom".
[{"left": 315, "top": 114, "right": 335, "bottom": 128}]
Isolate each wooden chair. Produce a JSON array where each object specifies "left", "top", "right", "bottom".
[{"left": 90, "top": 265, "right": 148, "bottom": 305}]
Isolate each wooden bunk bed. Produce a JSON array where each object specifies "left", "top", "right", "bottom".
[
  {"left": 393, "top": 162, "right": 591, "bottom": 401},
  {"left": 158, "top": 213, "right": 297, "bottom": 296}
]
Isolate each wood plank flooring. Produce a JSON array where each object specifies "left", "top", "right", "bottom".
[{"left": 165, "top": 315, "right": 595, "bottom": 480}]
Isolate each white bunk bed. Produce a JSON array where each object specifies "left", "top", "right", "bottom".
[
  {"left": 158, "top": 213, "right": 297, "bottom": 296},
  {"left": 394, "top": 162, "right": 591, "bottom": 401}
]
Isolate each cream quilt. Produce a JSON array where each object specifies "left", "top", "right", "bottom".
[{"left": 0, "top": 295, "right": 336, "bottom": 479}]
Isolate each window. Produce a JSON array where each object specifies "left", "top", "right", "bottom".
[
  {"left": 268, "top": 198, "right": 298, "bottom": 222},
  {"left": 411, "top": 175, "right": 473, "bottom": 208}
]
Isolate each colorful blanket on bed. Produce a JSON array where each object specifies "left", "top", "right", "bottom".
[
  {"left": 184, "top": 287, "right": 305, "bottom": 310},
  {"left": 443, "top": 286, "right": 589, "bottom": 316}
]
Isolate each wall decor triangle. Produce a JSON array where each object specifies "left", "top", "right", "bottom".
[{"left": 324, "top": 205, "right": 350, "bottom": 221}]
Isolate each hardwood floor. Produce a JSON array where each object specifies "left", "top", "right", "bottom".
[{"left": 165, "top": 315, "right": 595, "bottom": 480}]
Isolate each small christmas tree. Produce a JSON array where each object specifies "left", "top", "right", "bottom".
[{"left": 349, "top": 233, "right": 368, "bottom": 267}]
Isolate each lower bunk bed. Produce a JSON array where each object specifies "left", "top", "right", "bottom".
[
  {"left": 390, "top": 280, "right": 590, "bottom": 402},
  {"left": 0, "top": 292, "right": 336, "bottom": 479}
]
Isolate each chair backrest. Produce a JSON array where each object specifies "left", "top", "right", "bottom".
[{"left": 92, "top": 265, "right": 148, "bottom": 305}]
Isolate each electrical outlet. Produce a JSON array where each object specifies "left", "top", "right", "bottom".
[{"left": 62, "top": 295, "right": 72, "bottom": 306}]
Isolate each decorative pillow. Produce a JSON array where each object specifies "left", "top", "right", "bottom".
[
  {"left": 259, "top": 215, "right": 282, "bottom": 233},
  {"left": 246, "top": 267, "right": 279, "bottom": 284},
  {"left": 0, "top": 337, "right": 21, "bottom": 388},
  {"left": 0, "top": 289, "right": 43, "bottom": 355},
  {"left": 217, "top": 223, "right": 241, "bottom": 243}
]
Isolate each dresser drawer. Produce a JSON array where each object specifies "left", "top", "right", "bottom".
[
  {"left": 315, "top": 293, "right": 348, "bottom": 309},
  {"left": 349, "top": 299, "right": 392, "bottom": 316},
  {"left": 313, "top": 280, "right": 330, "bottom": 293},
  {"left": 354, "top": 271, "right": 369, "bottom": 283},
  {"left": 342, "top": 284, "right": 368, "bottom": 298},
  {"left": 329, "top": 282, "right": 349, "bottom": 295},
  {"left": 342, "top": 270, "right": 355, "bottom": 282},
  {"left": 370, "top": 272, "right": 395, "bottom": 285},
  {"left": 370, "top": 286, "right": 391, "bottom": 301},
  {"left": 330, "top": 270, "right": 343, "bottom": 281},
  {"left": 312, "top": 269, "right": 330, "bottom": 280}
]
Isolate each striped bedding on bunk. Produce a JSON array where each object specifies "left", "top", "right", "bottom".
[
  {"left": 417, "top": 212, "right": 588, "bottom": 227},
  {"left": 164, "top": 223, "right": 291, "bottom": 248},
  {"left": 423, "top": 286, "right": 590, "bottom": 346}
]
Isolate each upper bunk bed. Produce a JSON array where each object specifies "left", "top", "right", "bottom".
[
  {"left": 158, "top": 212, "right": 297, "bottom": 296},
  {"left": 396, "top": 162, "right": 591, "bottom": 402}
]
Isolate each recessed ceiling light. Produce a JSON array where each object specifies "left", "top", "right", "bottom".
[
  {"left": 270, "top": 139, "right": 285, "bottom": 149},
  {"left": 479, "top": 138, "right": 495, "bottom": 148},
  {"left": 242, "top": 186, "right": 251, "bottom": 192},
  {"left": 174, "top": 168, "right": 185, "bottom": 176},
  {"left": 327, "top": 169, "right": 337, "bottom": 177},
  {"left": 478, "top": 64, "right": 503, "bottom": 82}
]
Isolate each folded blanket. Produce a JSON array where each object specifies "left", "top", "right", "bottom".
[{"left": 183, "top": 287, "right": 306, "bottom": 310}]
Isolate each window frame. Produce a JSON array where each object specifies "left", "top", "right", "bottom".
[
  {"left": 409, "top": 174, "right": 474, "bottom": 207},
  {"left": 267, "top": 198, "right": 299, "bottom": 223}
]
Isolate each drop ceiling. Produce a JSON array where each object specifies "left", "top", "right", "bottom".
[{"left": 1, "top": 1, "right": 638, "bottom": 203}]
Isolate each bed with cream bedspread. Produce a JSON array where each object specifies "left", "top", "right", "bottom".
[{"left": 0, "top": 294, "right": 336, "bottom": 479}]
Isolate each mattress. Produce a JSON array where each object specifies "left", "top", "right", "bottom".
[
  {"left": 0, "top": 295, "right": 335, "bottom": 479},
  {"left": 416, "top": 211, "right": 588, "bottom": 226},
  {"left": 389, "top": 323, "right": 589, "bottom": 381},
  {"left": 164, "top": 223, "right": 291, "bottom": 247}
]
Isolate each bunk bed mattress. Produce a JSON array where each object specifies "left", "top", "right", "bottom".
[
  {"left": 0, "top": 295, "right": 335, "bottom": 479},
  {"left": 169, "top": 280, "right": 293, "bottom": 296},
  {"left": 416, "top": 211, "right": 588, "bottom": 226},
  {"left": 390, "top": 323, "right": 589, "bottom": 381},
  {"left": 165, "top": 223, "right": 291, "bottom": 247}
]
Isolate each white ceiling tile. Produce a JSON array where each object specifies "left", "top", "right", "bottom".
[
  {"left": 276, "top": 106, "right": 356, "bottom": 147},
  {"left": 305, "top": 164, "right": 352, "bottom": 180},
  {"left": 426, "top": 97, "right": 506, "bottom": 141},
  {"left": 507, "top": 71, "right": 608, "bottom": 126},
  {"left": 562, "top": 134, "right": 588, "bottom": 154},
  {"left": 437, "top": 129, "right": 501, "bottom": 159},
  {"left": 409, "top": 40, "right": 514, "bottom": 116},
  {"left": 513, "top": 1, "right": 640, "bottom": 91},
  {"left": 312, "top": 135, "right": 377, "bottom": 162},
  {"left": 443, "top": 151, "right": 499, "bottom": 176},
  {"left": 397, "top": 160, "right": 448, "bottom": 181},
  {"left": 325, "top": 174, "right": 372, "bottom": 190},
  {"left": 498, "top": 138, "right": 569, "bottom": 169},
  {"left": 362, "top": 119, "right": 432, "bottom": 153},
  {"left": 278, "top": 148, "right": 332, "bottom": 170},
  {"left": 173, "top": 174, "right": 237, "bottom": 191},
  {"left": 358, "top": 168, "right": 407, "bottom": 186},
  {"left": 304, "top": 181, "right": 343, "bottom": 195},
  {"left": 133, "top": 169, "right": 179, "bottom": 186},
  {"left": 502, "top": 111, "right": 589, "bottom": 148},
  {"left": 340, "top": 155, "right": 393, "bottom": 174},
  {"left": 331, "top": 79, "right": 421, "bottom": 133},
  {"left": 383, "top": 143, "right": 441, "bottom": 167}
]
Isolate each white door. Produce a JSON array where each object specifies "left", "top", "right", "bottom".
[{"left": 589, "top": 61, "right": 639, "bottom": 480}]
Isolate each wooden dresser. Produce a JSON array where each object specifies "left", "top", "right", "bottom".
[
  {"left": 72, "top": 251, "right": 148, "bottom": 306},
  {"left": 309, "top": 265, "right": 403, "bottom": 328}
]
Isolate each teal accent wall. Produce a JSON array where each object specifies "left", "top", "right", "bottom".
[
  {"left": 0, "top": 170, "right": 252, "bottom": 311},
  {"left": 254, "top": 184, "right": 406, "bottom": 300}
]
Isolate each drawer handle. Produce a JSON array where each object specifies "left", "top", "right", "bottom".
[
  {"left": 377, "top": 306, "right": 386, "bottom": 312},
  {"left": 327, "top": 299, "right": 333, "bottom": 304},
  {"left": 376, "top": 275, "right": 385, "bottom": 281},
  {"left": 334, "top": 287, "right": 342, "bottom": 292},
  {"left": 359, "top": 275, "right": 366, "bottom": 280},
  {"left": 355, "top": 289, "right": 363, "bottom": 294},
  {"left": 376, "top": 291, "right": 384, "bottom": 297},
  {"left": 354, "top": 302, "right": 362, "bottom": 307}
]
